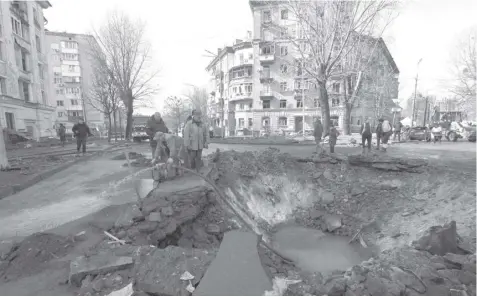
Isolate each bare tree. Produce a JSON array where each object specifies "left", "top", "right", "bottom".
[
  {"left": 185, "top": 86, "right": 211, "bottom": 125},
  {"left": 163, "top": 96, "right": 189, "bottom": 134},
  {"left": 449, "top": 26, "right": 476, "bottom": 117},
  {"left": 85, "top": 63, "right": 120, "bottom": 143},
  {"left": 89, "top": 11, "right": 159, "bottom": 140},
  {"left": 264, "top": 0, "right": 399, "bottom": 133},
  {"left": 0, "top": 126, "right": 9, "bottom": 170}
]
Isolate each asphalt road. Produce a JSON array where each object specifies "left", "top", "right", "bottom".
[{"left": 0, "top": 141, "right": 474, "bottom": 242}]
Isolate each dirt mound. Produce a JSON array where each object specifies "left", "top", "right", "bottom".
[{"left": 0, "top": 233, "right": 74, "bottom": 282}]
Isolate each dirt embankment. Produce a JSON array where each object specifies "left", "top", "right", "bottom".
[{"left": 0, "top": 148, "right": 475, "bottom": 295}]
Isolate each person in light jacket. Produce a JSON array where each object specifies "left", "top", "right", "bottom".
[
  {"left": 313, "top": 119, "right": 324, "bottom": 154},
  {"left": 183, "top": 109, "right": 209, "bottom": 170}
]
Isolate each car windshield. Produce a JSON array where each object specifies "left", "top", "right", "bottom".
[{"left": 133, "top": 126, "right": 146, "bottom": 132}]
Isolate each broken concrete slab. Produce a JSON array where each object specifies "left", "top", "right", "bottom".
[
  {"left": 412, "top": 221, "right": 460, "bottom": 256},
  {"left": 135, "top": 179, "right": 156, "bottom": 200},
  {"left": 134, "top": 246, "right": 216, "bottom": 296},
  {"left": 115, "top": 204, "right": 143, "bottom": 229},
  {"left": 324, "top": 214, "right": 342, "bottom": 232},
  {"left": 194, "top": 230, "right": 272, "bottom": 296},
  {"left": 69, "top": 253, "right": 134, "bottom": 286}
]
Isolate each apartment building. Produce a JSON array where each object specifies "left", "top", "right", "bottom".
[
  {"left": 0, "top": 1, "right": 55, "bottom": 140},
  {"left": 207, "top": 1, "right": 399, "bottom": 135},
  {"left": 45, "top": 31, "right": 105, "bottom": 133}
]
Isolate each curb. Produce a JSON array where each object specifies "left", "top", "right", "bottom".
[{"left": 0, "top": 143, "right": 122, "bottom": 200}]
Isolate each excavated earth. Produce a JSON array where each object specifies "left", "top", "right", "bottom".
[{"left": 0, "top": 148, "right": 475, "bottom": 296}]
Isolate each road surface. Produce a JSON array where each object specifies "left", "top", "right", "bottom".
[{"left": 0, "top": 141, "right": 474, "bottom": 241}]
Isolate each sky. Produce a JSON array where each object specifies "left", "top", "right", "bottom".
[{"left": 43, "top": 0, "right": 477, "bottom": 113}]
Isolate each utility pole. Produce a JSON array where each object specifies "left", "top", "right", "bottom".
[
  {"left": 411, "top": 58, "right": 423, "bottom": 127},
  {"left": 301, "top": 60, "right": 305, "bottom": 135},
  {"left": 423, "top": 96, "right": 429, "bottom": 127}
]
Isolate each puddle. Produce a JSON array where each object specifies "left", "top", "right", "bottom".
[{"left": 272, "top": 226, "right": 372, "bottom": 274}]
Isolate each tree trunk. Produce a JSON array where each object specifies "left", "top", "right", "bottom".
[
  {"left": 107, "top": 115, "right": 112, "bottom": 143},
  {"left": 344, "top": 102, "right": 352, "bottom": 135},
  {"left": 0, "top": 126, "right": 9, "bottom": 170},
  {"left": 113, "top": 110, "right": 118, "bottom": 142},
  {"left": 124, "top": 90, "right": 134, "bottom": 140},
  {"left": 318, "top": 81, "right": 331, "bottom": 135}
]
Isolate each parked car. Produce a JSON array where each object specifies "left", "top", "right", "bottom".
[
  {"left": 409, "top": 126, "right": 431, "bottom": 142},
  {"left": 132, "top": 125, "right": 149, "bottom": 142}
]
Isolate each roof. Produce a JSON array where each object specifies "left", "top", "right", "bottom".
[
  {"left": 205, "top": 41, "right": 252, "bottom": 71},
  {"left": 36, "top": 1, "right": 52, "bottom": 9},
  {"left": 377, "top": 38, "right": 399, "bottom": 74},
  {"left": 45, "top": 31, "right": 94, "bottom": 39}
]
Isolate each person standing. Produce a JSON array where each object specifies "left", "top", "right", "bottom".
[
  {"left": 393, "top": 120, "right": 403, "bottom": 142},
  {"left": 146, "top": 112, "right": 169, "bottom": 159},
  {"left": 183, "top": 109, "right": 209, "bottom": 171},
  {"left": 376, "top": 118, "right": 384, "bottom": 150},
  {"left": 58, "top": 123, "right": 66, "bottom": 147},
  {"left": 328, "top": 122, "right": 340, "bottom": 154},
  {"left": 72, "top": 119, "right": 93, "bottom": 156},
  {"left": 360, "top": 117, "right": 372, "bottom": 156},
  {"left": 381, "top": 118, "right": 393, "bottom": 152},
  {"left": 313, "top": 118, "right": 324, "bottom": 154}
]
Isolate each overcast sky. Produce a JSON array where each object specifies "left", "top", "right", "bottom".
[{"left": 44, "top": 0, "right": 476, "bottom": 113}]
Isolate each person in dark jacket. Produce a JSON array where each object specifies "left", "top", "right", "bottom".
[
  {"left": 376, "top": 118, "right": 384, "bottom": 150},
  {"left": 393, "top": 121, "right": 403, "bottom": 142},
  {"left": 146, "top": 112, "right": 169, "bottom": 157},
  {"left": 58, "top": 124, "right": 66, "bottom": 147},
  {"left": 72, "top": 119, "right": 93, "bottom": 156},
  {"left": 360, "top": 117, "right": 372, "bottom": 156},
  {"left": 313, "top": 119, "right": 324, "bottom": 154}
]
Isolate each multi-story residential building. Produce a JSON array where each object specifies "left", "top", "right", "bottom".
[
  {"left": 0, "top": 1, "right": 55, "bottom": 140},
  {"left": 45, "top": 31, "right": 105, "bottom": 133},
  {"left": 207, "top": 1, "right": 399, "bottom": 135}
]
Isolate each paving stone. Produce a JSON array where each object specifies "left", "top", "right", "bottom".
[
  {"left": 69, "top": 253, "right": 133, "bottom": 286},
  {"left": 161, "top": 206, "right": 174, "bottom": 216},
  {"left": 147, "top": 212, "right": 162, "bottom": 222},
  {"left": 194, "top": 231, "right": 272, "bottom": 296}
]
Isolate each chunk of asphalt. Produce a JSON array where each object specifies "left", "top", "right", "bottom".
[{"left": 194, "top": 230, "right": 273, "bottom": 296}]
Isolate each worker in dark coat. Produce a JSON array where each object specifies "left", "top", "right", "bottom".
[
  {"left": 72, "top": 119, "right": 93, "bottom": 156},
  {"left": 146, "top": 112, "right": 169, "bottom": 157}
]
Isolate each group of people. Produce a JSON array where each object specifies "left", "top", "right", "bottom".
[
  {"left": 146, "top": 109, "right": 209, "bottom": 172},
  {"left": 56, "top": 119, "right": 93, "bottom": 156},
  {"left": 313, "top": 117, "right": 404, "bottom": 157}
]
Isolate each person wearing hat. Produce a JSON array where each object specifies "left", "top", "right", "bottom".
[{"left": 183, "top": 109, "right": 209, "bottom": 170}]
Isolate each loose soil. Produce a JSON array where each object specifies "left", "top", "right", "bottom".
[{"left": 0, "top": 147, "right": 475, "bottom": 295}]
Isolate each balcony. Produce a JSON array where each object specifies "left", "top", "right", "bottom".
[
  {"left": 260, "top": 90, "right": 274, "bottom": 98},
  {"left": 10, "top": 2, "right": 28, "bottom": 23},
  {"left": 229, "top": 92, "right": 253, "bottom": 103},
  {"left": 259, "top": 73, "right": 274, "bottom": 83},
  {"left": 259, "top": 53, "right": 275, "bottom": 64}
]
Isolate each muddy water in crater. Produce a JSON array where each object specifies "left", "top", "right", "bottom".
[{"left": 272, "top": 226, "right": 372, "bottom": 274}]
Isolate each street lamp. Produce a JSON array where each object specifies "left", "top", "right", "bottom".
[{"left": 411, "top": 58, "right": 423, "bottom": 127}]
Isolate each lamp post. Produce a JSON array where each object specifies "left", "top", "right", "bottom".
[{"left": 411, "top": 58, "right": 423, "bottom": 127}]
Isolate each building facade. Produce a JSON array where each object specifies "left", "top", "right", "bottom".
[
  {"left": 0, "top": 1, "right": 55, "bottom": 140},
  {"left": 45, "top": 31, "right": 105, "bottom": 133},
  {"left": 207, "top": 1, "right": 399, "bottom": 136}
]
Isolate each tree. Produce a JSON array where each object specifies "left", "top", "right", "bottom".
[
  {"left": 85, "top": 62, "right": 120, "bottom": 143},
  {"left": 266, "top": 0, "right": 398, "bottom": 133},
  {"left": 90, "top": 11, "right": 159, "bottom": 140},
  {"left": 163, "top": 96, "right": 189, "bottom": 134},
  {"left": 449, "top": 26, "right": 476, "bottom": 117},
  {"left": 0, "top": 126, "right": 9, "bottom": 170},
  {"left": 185, "top": 86, "right": 211, "bottom": 125}
]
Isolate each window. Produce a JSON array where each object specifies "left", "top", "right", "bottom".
[
  {"left": 332, "top": 98, "right": 340, "bottom": 107},
  {"left": 63, "top": 41, "right": 78, "bottom": 49},
  {"left": 263, "top": 10, "right": 271, "bottom": 23},
  {"left": 332, "top": 82, "right": 340, "bottom": 93},
  {"left": 18, "top": 80, "right": 29, "bottom": 102},
  {"left": 239, "top": 53, "right": 244, "bottom": 64},
  {"left": 36, "top": 35, "right": 41, "bottom": 52},
  {"left": 280, "top": 45, "right": 288, "bottom": 56},
  {"left": 57, "top": 100, "right": 64, "bottom": 106},
  {"left": 238, "top": 118, "right": 245, "bottom": 128},
  {"left": 56, "top": 88, "right": 64, "bottom": 95},
  {"left": 5, "top": 112, "right": 15, "bottom": 130},
  {"left": 280, "top": 100, "right": 287, "bottom": 108},
  {"left": 0, "top": 42, "right": 4, "bottom": 61},
  {"left": 53, "top": 54, "right": 59, "bottom": 61},
  {"left": 38, "top": 64, "right": 44, "bottom": 79},
  {"left": 280, "top": 82, "right": 288, "bottom": 91},
  {"left": 248, "top": 53, "right": 253, "bottom": 60},
  {"left": 248, "top": 118, "right": 253, "bottom": 127},
  {"left": 54, "top": 77, "right": 62, "bottom": 84},
  {"left": 69, "top": 65, "right": 76, "bottom": 72},
  {"left": 249, "top": 103, "right": 253, "bottom": 109},
  {"left": 0, "top": 78, "right": 6, "bottom": 95},
  {"left": 279, "top": 117, "right": 288, "bottom": 126},
  {"left": 21, "top": 51, "right": 28, "bottom": 71},
  {"left": 11, "top": 17, "right": 22, "bottom": 37},
  {"left": 71, "top": 111, "right": 80, "bottom": 117},
  {"left": 244, "top": 84, "right": 252, "bottom": 93},
  {"left": 280, "top": 64, "right": 288, "bottom": 74},
  {"left": 281, "top": 9, "right": 288, "bottom": 20},
  {"left": 280, "top": 28, "right": 287, "bottom": 38},
  {"left": 71, "top": 99, "right": 79, "bottom": 105},
  {"left": 261, "top": 45, "right": 272, "bottom": 55},
  {"left": 262, "top": 117, "right": 270, "bottom": 127},
  {"left": 239, "top": 103, "right": 244, "bottom": 110},
  {"left": 296, "top": 99, "right": 303, "bottom": 108},
  {"left": 314, "top": 98, "right": 320, "bottom": 108},
  {"left": 58, "top": 112, "right": 63, "bottom": 117},
  {"left": 262, "top": 100, "right": 270, "bottom": 109}
]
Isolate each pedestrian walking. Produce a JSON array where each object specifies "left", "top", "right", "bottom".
[
  {"left": 146, "top": 112, "right": 169, "bottom": 159},
  {"left": 393, "top": 120, "right": 403, "bottom": 142},
  {"left": 328, "top": 122, "right": 340, "bottom": 154},
  {"left": 313, "top": 118, "right": 324, "bottom": 154},
  {"left": 72, "top": 119, "right": 93, "bottom": 156},
  {"left": 360, "top": 117, "right": 372, "bottom": 156},
  {"left": 381, "top": 118, "right": 393, "bottom": 152},
  {"left": 58, "top": 123, "right": 66, "bottom": 147},
  {"left": 183, "top": 109, "right": 209, "bottom": 171}
]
